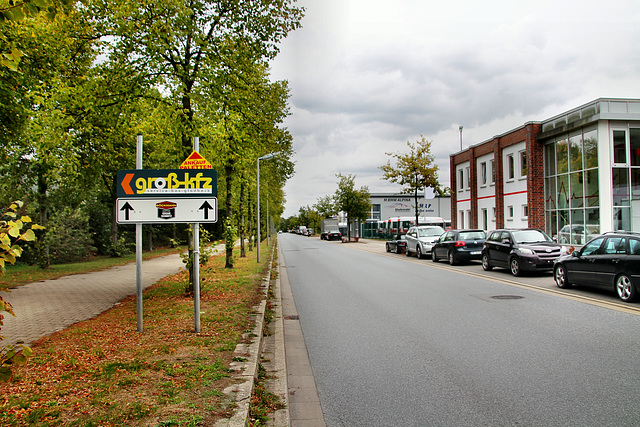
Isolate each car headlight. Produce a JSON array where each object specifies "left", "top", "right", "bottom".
[{"left": 519, "top": 248, "right": 534, "bottom": 255}]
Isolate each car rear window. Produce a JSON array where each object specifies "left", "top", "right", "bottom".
[{"left": 458, "top": 231, "right": 485, "bottom": 240}]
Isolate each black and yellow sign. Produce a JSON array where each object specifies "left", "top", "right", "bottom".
[{"left": 116, "top": 169, "right": 217, "bottom": 199}]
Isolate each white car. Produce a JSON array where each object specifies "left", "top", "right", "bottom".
[{"left": 405, "top": 226, "right": 445, "bottom": 259}]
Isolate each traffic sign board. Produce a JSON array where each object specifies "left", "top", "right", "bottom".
[
  {"left": 180, "top": 151, "right": 213, "bottom": 169},
  {"left": 116, "top": 198, "right": 218, "bottom": 224},
  {"left": 116, "top": 169, "right": 217, "bottom": 199}
]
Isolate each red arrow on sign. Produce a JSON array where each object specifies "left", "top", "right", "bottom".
[{"left": 121, "top": 173, "right": 135, "bottom": 195}]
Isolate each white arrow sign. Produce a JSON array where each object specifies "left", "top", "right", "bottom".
[{"left": 116, "top": 198, "right": 217, "bottom": 224}]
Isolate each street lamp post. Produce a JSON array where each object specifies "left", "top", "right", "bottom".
[
  {"left": 257, "top": 153, "right": 277, "bottom": 263},
  {"left": 459, "top": 126, "right": 463, "bottom": 151}
]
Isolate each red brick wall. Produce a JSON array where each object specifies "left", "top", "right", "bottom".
[{"left": 450, "top": 123, "right": 543, "bottom": 230}]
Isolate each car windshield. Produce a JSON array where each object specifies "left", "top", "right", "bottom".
[
  {"left": 458, "top": 231, "right": 486, "bottom": 240},
  {"left": 511, "top": 230, "right": 551, "bottom": 244},
  {"left": 418, "top": 227, "right": 445, "bottom": 237}
]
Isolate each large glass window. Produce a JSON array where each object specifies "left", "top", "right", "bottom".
[
  {"left": 614, "top": 130, "right": 627, "bottom": 164},
  {"left": 631, "top": 129, "right": 640, "bottom": 166},
  {"left": 613, "top": 167, "right": 630, "bottom": 207},
  {"left": 545, "top": 127, "right": 599, "bottom": 239}
]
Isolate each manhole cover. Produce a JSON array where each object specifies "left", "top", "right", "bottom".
[
  {"left": 491, "top": 295, "right": 524, "bottom": 300},
  {"left": 284, "top": 315, "right": 300, "bottom": 320}
]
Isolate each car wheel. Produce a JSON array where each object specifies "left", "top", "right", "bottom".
[
  {"left": 554, "top": 264, "right": 571, "bottom": 288},
  {"left": 431, "top": 250, "right": 438, "bottom": 262},
  {"left": 482, "top": 254, "right": 493, "bottom": 271},
  {"left": 448, "top": 251, "right": 456, "bottom": 266},
  {"left": 616, "top": 274, "right": 636, "bottom": 302},
  {"left": 509, "top": 257, "right": 523, "bottom": 277},
  {"left": 386, "top": 243, "right": 391, "bottom": 252},
  {"left": 405, "top": 247, "right": 411, "bottom": 257},
  {"left": 417, "top": 246, "right": 424, "bottom": 259}
]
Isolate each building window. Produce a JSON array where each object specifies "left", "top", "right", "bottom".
[
  {"left": 522, "top": 204, "right": 529, "bottom": 218},
  {"left": 466, "top": 167, "right": 470, "bottom": 188},
  {"left": 508, "top": 205, "right": 514, "bottom": 219},
  {"left": 481, "top": 208, "right": 488, "bottom": 230},
  {"left": 459, "top": 169, "right": 464, "bottom": 190},
  {"left": 613, "top": 130, "right": 627, "bottom": 164},
  {"left": 459, "top": 210, "right": 465, "bottom": 228},
  {"left": 490, "top": 160, "right": 495, "bottom": 184},
  {"left": 370, "top": 204, "right": 381, "bottom": 220},
  {"left": 520, "top": 151, "right": 527, "bottom": 177},
  {"left": 480, "top": 162, "right": 487, "bottom": 186},
  {"left": 545, "top": 126, "right": 600, "bottom": 239},
  {"left": 507, "top": 154, "right": 515, "bottom": 180}
]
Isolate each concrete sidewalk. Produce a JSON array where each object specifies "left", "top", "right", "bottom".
[{"left": 1, "top": 254, "right": 184, "bottom": 347}]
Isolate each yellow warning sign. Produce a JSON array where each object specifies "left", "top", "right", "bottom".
[{"left": 180, "top": 151, "right": 213, "bottom": 169}]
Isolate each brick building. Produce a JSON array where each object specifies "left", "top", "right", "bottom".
[{"left": 450, "top": 98, "right": 640, "bottom": 244}]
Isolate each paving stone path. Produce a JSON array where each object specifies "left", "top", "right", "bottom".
[{"left": 1, "top": 254, "right": 184, "bottom": 347}]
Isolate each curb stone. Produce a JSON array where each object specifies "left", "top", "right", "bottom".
[{"left": 216, "top": 241, "right": 286, "bottom": 426}]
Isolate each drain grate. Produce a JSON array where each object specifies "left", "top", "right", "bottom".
[
  {"left": 491, "top": 295, "right": 524, "bottom": 300},
  {"left": 284, "top": 315, "right": 300, "bottom": 320}
]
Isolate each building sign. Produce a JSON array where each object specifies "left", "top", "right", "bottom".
[{"left": 116, "top": 169, "right": 217, "bottom": 199}]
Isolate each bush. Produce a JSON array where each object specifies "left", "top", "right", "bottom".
[{"left": 42, "top": 206, "right": 96, "bottom": 264}]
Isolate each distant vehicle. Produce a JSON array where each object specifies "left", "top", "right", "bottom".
[
  {"left": 321, "top": 218, "right": 340, "bottom": 240},
  {"left": 554, "top": 231, "right": 640, "bottom": 302},
  {"left": 482, "top": 229, "right": 566, "bottom": 276},
  {"left": 326, "top": 230, "right": 342, "bottom": 241},
  {"left": 405, "top": 226, "right": 445, "bottom": 259},
  {"left": 385, "top": 234, "right": 407, "bottom": 254},
  {"left": 431, "top": 229, "right": 486, "bottom": 265}
]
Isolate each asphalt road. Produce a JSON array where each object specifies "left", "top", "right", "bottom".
[{"left": 279, "top": 233, "right": 640, "bottom": 426}]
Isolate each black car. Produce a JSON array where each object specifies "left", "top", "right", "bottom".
[
  {"left": 326, "top": 230, "right": 342, "bottom": 241},
  {"left": 482, "top": 228, "right": 566, "bottom": 276},
  {"left": 385, "top": 234, "right": 406, "bottom": 254},
  {"left": 431, "top": 229, "right": 486, "bottom": 265},
  {"left": 553, "top": 231, "right": 640, "bottom": 302}
]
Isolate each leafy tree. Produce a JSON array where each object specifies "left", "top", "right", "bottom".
[
  {"left": 334, "top": 173, "right": 370, "bottom": 241},
  {"left": 1, "top": 201, "right": 44, "bottom": 381},
  {"left": 314, "top": 195, "right": 337, "bottom": 219},
  {"left": 380, "top": 135, "right": 441, "bottom": 225}
]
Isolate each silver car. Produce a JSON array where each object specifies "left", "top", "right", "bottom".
[{"left": 405, "top": 225, "right": 445, "bottom": 259}]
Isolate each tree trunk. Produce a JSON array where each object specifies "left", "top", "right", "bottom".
[
  {"left": 225, "top": 161, "right": 234, "bottom": 268},
  {"left": 240, "top": 179, "right": 246, "bottom": 257}
]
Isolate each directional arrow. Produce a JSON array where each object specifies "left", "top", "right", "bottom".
[
  {"left": 199, "top": 201, "right": 214, "bottom": 220},
  {"left": 120, "top": 173, "right": 135, "bottom": 195},
  {"left": 120, "top": 202, "right": 135, "bottom": 220}
]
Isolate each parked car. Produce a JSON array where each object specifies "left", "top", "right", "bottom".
[
  {"left": 326, "top": 230, "right": 342, "bottom": 241},
  {"left": 385, "top": 234, "right": 407, "bottom": 254},
  {"left": 431, "top": 229, "right": 486, "bottom": 265},
  {"left": 405, "top": 225, "right": 445, "bottom": 259},
  {"left": 481, "top": 228, "right": 566, "bottom": 276},
  {"left": 553, "top": 231, "right": 640, "bottom": 302}
]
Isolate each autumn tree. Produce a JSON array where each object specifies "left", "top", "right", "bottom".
[
  {"left": 334, "top": 174, "right": 370, "bottom": 241},
  {"left": 380, "top": 135, "right": 441, "bottom": 225}
]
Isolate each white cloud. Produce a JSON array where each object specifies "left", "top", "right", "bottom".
[{"left": 271, "top": 0, "right": 640, "bottom": 217}]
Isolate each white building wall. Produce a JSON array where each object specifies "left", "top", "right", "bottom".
[
  {"left": 502, "top": 142, "right": 528, "bottom": 228},
  {"left": 476, "top": 153, "right": 495, "bottom": 231},
  {"left": 456, "top": 161, "right": 471, "bottom": 228}
]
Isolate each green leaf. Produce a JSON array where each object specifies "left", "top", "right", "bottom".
[
  {"left": 0, "top": 366, "right": 12, "bottom": 382},
  {"left": 21, "top": 229, "right": 36, "bottom": 242}
]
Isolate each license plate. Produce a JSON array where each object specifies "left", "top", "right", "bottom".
[{"left": 471, "top": 251, "right": 481, "bottom": 255}]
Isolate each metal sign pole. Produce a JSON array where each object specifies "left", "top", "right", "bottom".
[
  {"left": 136, "top": 134, "right": 143, "bottom": 332},
  {"left": 193, "top": 137, "right": 201, "bottom": 333}
]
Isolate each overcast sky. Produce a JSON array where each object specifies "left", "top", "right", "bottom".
[{"left": 270, "top": 0, "right": 640, "bottom": 217}]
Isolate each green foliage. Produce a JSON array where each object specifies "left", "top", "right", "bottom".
[
  {"left": 380, "top": 135, "right": 442, "bottom": 223},
  {"left": 41, "top": 206, "right": 96, "bottom": 265},
  {"left": 1, "top": 200, "right": 43, "bottom": 381},
  {"left": 334, "top": 174, "right": 370, "bottom": 239}
]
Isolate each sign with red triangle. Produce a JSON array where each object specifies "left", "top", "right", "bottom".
[{"left": 180, "top": 151, "right": 213, "bottom": 169}]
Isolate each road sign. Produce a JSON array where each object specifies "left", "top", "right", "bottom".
[
  {"left": 116, "top": 169, "right": 217, "bottom": 199},
  {"left": 180, "top": 151, "right": 213, "bottom": 169},
  {"left": 116, "top": 198, "right": 218, "bottom": 224}
]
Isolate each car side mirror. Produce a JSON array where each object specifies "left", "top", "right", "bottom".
[
  {"left": 572, "top": 251, "right": 580, "bottom": 258},
  {"left": 502, "top": 238, "right": 511, "bottom": 245}
]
